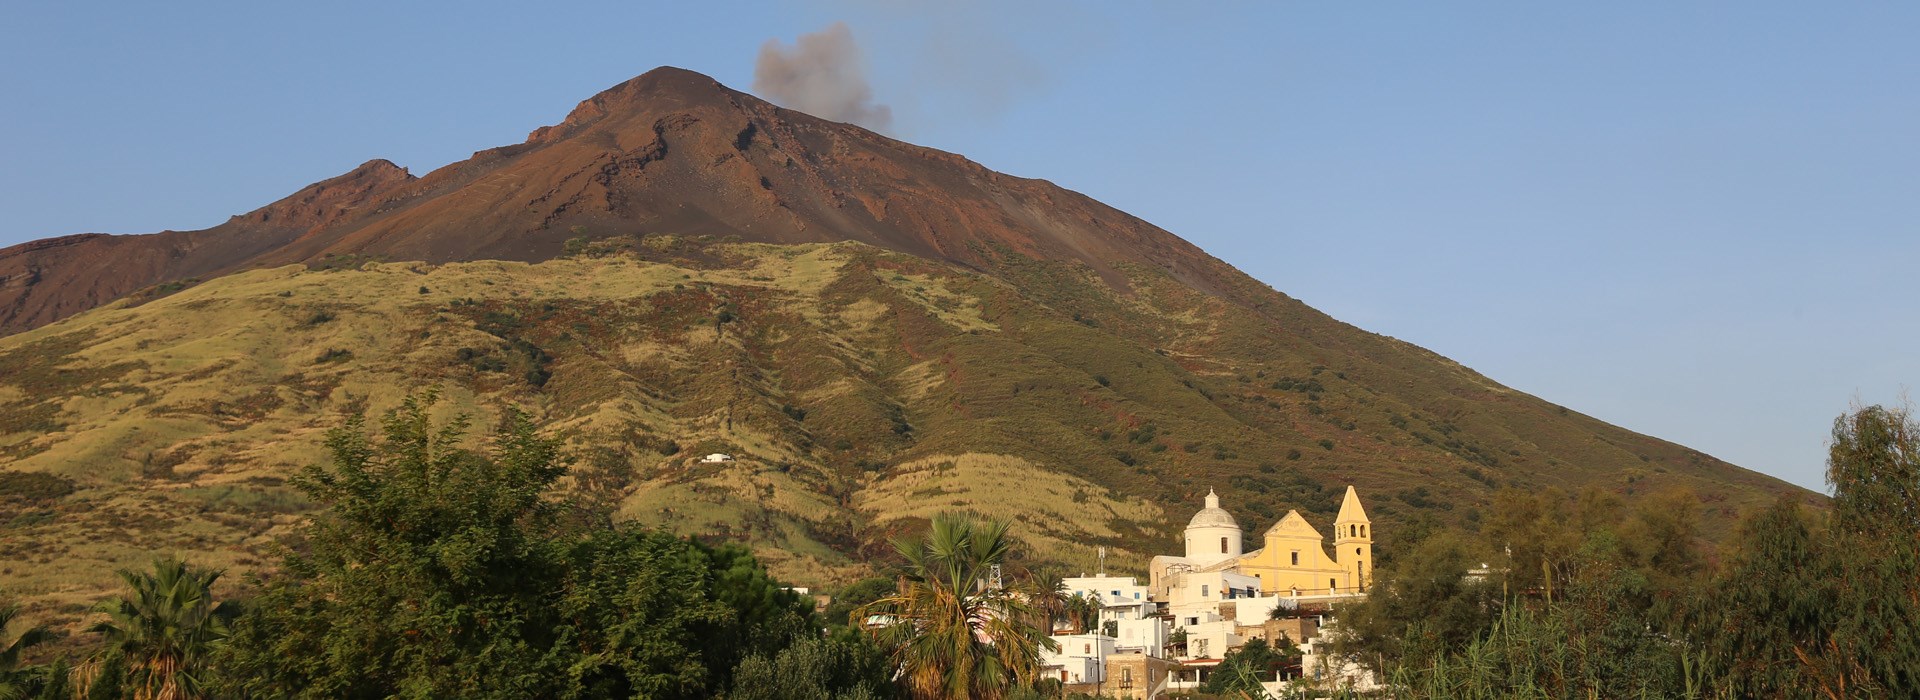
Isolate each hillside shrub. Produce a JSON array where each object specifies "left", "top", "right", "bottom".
[{"left": 0, "top": 471, "right": 73, "bottom": 503}]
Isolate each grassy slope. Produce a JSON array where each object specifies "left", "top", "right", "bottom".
[{"left": 0, "top": 238, "right": 1809, "bottom": 627}]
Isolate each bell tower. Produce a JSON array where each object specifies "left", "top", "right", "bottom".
[{"left": 1334, "top": 485, "right": 1372, "bottom": 590}]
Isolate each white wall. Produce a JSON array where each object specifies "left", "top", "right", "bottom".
[
  {"left": 1181, "top": 619, "right": 1240, "bottom": 660},
  {"left": 1062, "top": 574, "right": 1156, "bottom": 624},
  {"left": 1231, "top": 595, "right": 1296, "bottom": 626},
  {"left": 1114, "top": 617, "right": 1167, "bottom": 657},
  {"left": 1184, "top": 524, "right": 1243, "bottom": 567},
  {"left": 1042, "top": 633, "right": 1117, "bottom": 683}
]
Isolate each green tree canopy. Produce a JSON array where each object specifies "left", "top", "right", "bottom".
[{"left": 215, "top": 390, "right": 814, "bottom": 699}]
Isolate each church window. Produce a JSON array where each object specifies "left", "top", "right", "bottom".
[
  {"left": 1356, "top": 547, "right": 1362, "bottom": 556},
  {"left": 1201, "top": 585, "right": 1209, "bottom": 597},
  {"left": 1084, "top": 643, "right": 1091, "bottom": 654},
  {"left": 1220, "top": 536, "right": 1228, "bottom": 553},
  {"left": 1362, "top": 524, "right": 1368, "bottom": 537},
  {"left": 1329, "top": 578, "right": 1337, "bottom": 591},
  {"left": 1290, "top": 551, "right": 1299, "bottom": 566}
]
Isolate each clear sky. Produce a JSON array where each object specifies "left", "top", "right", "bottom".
[{"left": 2, "top": 2, "right": 1914, "bottom": 492}]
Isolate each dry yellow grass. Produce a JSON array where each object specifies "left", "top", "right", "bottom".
[
  {"left": 854, "top": 453, "right": 1169, "bottom": 574},
  {"left": 0, "top": 245, "right": 872, "bottom": 623}
]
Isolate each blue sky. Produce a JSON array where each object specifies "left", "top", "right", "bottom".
[{"left": 2, "top": 2, "right": 1914, "bottom": 491}]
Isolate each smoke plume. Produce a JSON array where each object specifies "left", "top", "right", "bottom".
[{"left": 753, "top": 23, "right": 893, "bottom": 132}]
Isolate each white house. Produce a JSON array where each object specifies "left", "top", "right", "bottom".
[
  {"left": 698, "top": 453, "right": 734, "bottom": 463},
  {"left": 1062, "top": 574, "right": 1156, "bottom": 625},
  {"left": 1041, "top": 633, "right": 1117, "bottom": 685}
]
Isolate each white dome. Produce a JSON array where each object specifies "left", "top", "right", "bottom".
[{"left": 1185, "top": 489, "right": 1240, "bottom": 531}]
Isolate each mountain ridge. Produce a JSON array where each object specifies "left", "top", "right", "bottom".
[{"left": 0, "top": 66, "right": 1238, "bottom": 336}]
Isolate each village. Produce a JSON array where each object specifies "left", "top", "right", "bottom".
[{"left": 1020, "top": 487, "right": 1378, "bottom": 698}]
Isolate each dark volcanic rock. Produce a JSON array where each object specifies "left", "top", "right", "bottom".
[{"left": 0, "top": 66, "right": 1236, "bottom": 336}]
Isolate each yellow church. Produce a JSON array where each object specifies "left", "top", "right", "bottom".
[{"left": 1150, "top": 486, "right": 1373, "bottom": 597}]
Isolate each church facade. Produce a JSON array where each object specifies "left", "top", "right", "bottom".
[{"left": 1150, "top": 486, "right": 1373, "bottom": 598}]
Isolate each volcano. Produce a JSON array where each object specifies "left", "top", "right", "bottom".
[
  {"left": 0, "top": 67, "right": 1236, "bottom": 337},
  {"left": 0, "top": 68, "right": 1811, "bottom": 617}
]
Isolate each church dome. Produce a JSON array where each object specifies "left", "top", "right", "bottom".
[{"left": 1185, "top": 489, "right": 1240, "bottom": 531}]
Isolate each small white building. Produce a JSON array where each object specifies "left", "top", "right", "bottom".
[
  {"left": 698, "top": 453, "right": 734, "bottom": 463},
  {"left": 1063, "top": 574, "right": 1156, "bottom": 624},
  {"left": 1041, "top": 633, "right": 1117, "bottom": 685}
]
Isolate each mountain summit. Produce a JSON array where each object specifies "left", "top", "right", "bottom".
[
  {"left": 0, "top": 68, "right": 1810, "bottom": 613},
  {"left": 0, "top": 66, "right": 1230, "bottom": 336}
]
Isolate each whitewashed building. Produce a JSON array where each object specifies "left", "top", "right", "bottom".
[{"left": 1041, "top": 633, "right": 1117, "bottom": 685}]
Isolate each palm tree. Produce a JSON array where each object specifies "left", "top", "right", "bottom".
[
  {"left": 1063, "top": 592, "right": 1103, "bottom": 635},
  {"left": 83, "top": 558, "right": 231, "bottom": 700},
  {"left": 854, "top": 514, "right": 1057, "bottom": 700},
  {"left": 0, "top": 601, "right": 53, "bottom": 700},
  {"left": 1025, "top": 569, "right": 1071, "bottom": 634}
]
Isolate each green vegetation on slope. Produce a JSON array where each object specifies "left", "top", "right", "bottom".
[{"left": 0, "top": 237, "right": 1808, "bottom": 628}]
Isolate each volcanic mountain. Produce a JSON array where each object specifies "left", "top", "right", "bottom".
[
  {"left": 0, "top": 67, "right": 1225, "bottom": 337},
  {"left": 0, "top": 67, "right": 1810, "bottom": 615}
]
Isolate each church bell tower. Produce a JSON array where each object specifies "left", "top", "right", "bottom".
[{"left": 1334, "top": 485, "right": 1373, "bottom": 590}]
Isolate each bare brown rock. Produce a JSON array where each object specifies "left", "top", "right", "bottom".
[{"left": 0, "top": 67, "right": 1239, "bottom": 336}]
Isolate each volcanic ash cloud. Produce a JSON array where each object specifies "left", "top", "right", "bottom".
[{"left": 753, "top": 22, "right": 893, "bottom": 132}]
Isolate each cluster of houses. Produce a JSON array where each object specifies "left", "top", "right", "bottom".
[{"left": 1034, "top": 487, "right": 1381, "bottom": 698}]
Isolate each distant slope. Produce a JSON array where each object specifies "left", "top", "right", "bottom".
[
  {"left": 0, "top": 159, "right": 414, "bottom": 335},
  {"left": 0, "top": 239, "right": 1808, "bottom": 623}
]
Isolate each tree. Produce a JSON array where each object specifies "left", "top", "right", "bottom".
[
  {"left": 827, "top": 577, "right": 902, "bottom": 632},
  {"left": 1202, "top": 638, "right": 1281, "bottom": 695},
  {"left": 1021, "top": 570, "right": 1071, "bottom": 635},
  {"left": 215, "top": 390, "right": 815, "bottom": 698},
  {"left": 217, "top": 392, "right": 570, "bottom": 698},
  {"left": 1694, "top": 404, "right": 1920, "bottom": 697},
  {"left": 726, "top": 630, "right": 894, "bottom": 700},
  {"left": 1061, "top": 593, "right": 1102, "bottom": 635},
  {"left": 1815, "top": 404, "right": 1919, "bottom": 694},
  {"left": 1694, "top": 497, "right": 1833, "bottom": 697},
  {"left": 0, "top": 600, "right": 53, "bottom": 700},
  {"left": 853, "top": 514, "right": 1055, "bottom": 700},
  {"left": 1335, "top": 530, "right": 1494, "bottom": 674},
  {"left": 83, "top": 558, "right": 233, "bottom": 700},
  {"left": 1827, "top": 404, "right": 1920, "bottom": 534}
]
